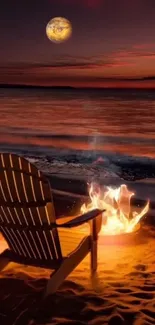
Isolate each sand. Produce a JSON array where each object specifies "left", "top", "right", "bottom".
[
  {"left": 0, "top": 176, "right": 155, "bottom": 325},
  {"left": 1, "top": 225, "right": 155, "bottom": 325}
]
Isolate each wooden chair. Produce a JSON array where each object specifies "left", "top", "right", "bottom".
[{"left": 0, "top": 153, "right": 104, "bottom": 298}]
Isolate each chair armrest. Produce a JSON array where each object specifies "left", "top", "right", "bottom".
[
  {"left": 0, "top": 209, "right": 104, "bottom": 231},
  {"left": 56, "top": 209, "right": 105, "bottom": 228}
]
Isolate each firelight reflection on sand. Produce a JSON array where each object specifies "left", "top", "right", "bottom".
[{"left": 80, "top": 183, "right": 149, "bottom": 235}]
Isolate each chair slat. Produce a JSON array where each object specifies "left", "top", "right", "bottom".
[
  {"left": 0, "top": 154, "right": 19, "bottom": 202},
  {"left": 22, "top": 229, "right": 37, "bottom": 259},
  {"left": 0, "top": 226, "right": 17, "bottom": 254},
  {"left": 0, "top": 172, "right": 12, "bottom": 202},
  {"left": 28, "top": 162, "right": 43, "bottom": 202},
  {"left": 0, "top": 206, "right": 9, "bottom": 223}
]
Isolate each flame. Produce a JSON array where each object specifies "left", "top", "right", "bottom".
[{"left": 81, "top": 182, "right": 149, "bottom": 235}]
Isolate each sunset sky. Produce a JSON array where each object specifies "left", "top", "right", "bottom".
[{"left": 1, "top": 0, "right": 155, "bottom": 88}]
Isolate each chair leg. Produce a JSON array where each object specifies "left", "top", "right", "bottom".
[
  {"left": 90, "top": 218, "right": 98, "bottom": 274},
  {"left": 43, "top": 236, "right": 90, "bottom": 299},
  {"left": 90, "top": 239, "right": 97, "bottom": 273}
]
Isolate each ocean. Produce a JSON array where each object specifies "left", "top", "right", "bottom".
[{"left": 1, "top": 87, "right": 155, "bottom": 180}]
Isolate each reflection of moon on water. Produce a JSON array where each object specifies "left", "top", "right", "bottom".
[{"left": 46, "top": 17, "right": 72, "bottom": 43}]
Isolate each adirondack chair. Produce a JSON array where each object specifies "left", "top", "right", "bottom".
[{"left": 0, "top": 153, "right": 104, "bottom": 298}]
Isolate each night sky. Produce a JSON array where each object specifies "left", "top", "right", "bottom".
[{"left": 1, "top": 0, "right": 155, "bottom": 87}]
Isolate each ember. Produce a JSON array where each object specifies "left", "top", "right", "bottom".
[{"left": 81, "top": 183, "right": 149, "bottom": 236}]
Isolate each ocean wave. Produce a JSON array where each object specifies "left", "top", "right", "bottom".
[{"left": 24, "top": 152, "right": 155, "bottom": 181}]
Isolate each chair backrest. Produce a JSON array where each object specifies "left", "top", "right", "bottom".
[{"left": 0, "top": 153, "right": 62, "bottom": 262}]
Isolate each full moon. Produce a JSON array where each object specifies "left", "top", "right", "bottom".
[{"left": 46, "top": 17, "right": 72, "bottom": 43}]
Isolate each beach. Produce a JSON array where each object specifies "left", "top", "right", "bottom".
[
  {"left": 1, "top": 87, "right": 155, "bottom": 324},
  {"left": 0, "top": 172, "right": 155, "bottom": 325}
]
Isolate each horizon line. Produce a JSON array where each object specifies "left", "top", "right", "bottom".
[{"left": 1, "top": 83, "right": 155, "bottom": 90}]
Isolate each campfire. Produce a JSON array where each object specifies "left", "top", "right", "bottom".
[{"left": 81, "top": 183, "right": 149, "bottom": 236}]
